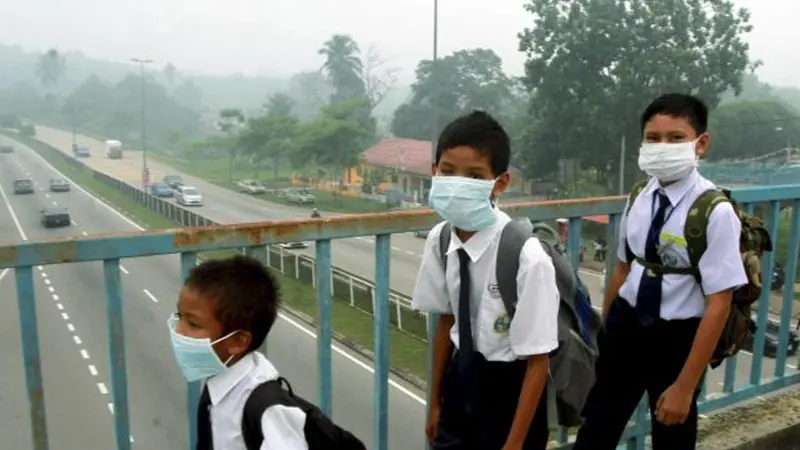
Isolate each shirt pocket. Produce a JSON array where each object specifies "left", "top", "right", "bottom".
[{"left": 477, "top": 290, "right": 512, "bottom": 354}]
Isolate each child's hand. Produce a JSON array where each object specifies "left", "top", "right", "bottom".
[{"left": 425, "top": 404, "right": 440, "bottom": 444}]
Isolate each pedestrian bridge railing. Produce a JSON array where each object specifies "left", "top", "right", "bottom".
[{"left": 1, "top": 185, "right": 800, "bottom": 450}]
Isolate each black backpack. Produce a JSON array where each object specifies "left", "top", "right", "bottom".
[{"left": 241, "top": 377, "right": 366, "bottom": 450}]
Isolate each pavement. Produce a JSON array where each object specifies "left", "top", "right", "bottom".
[{"left": 0, "top": 136, "right": 427, "bottom": 449}]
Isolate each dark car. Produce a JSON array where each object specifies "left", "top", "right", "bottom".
[
  {"left": 13, "top": 178, "right": 35, "bottom": 194},
  {"left": 772, "top": 261, "right": 786, "bottom": 292},
  {"left": 150, "top": 181, "right": 174, "bottom": 198},
  {"left": 413, "top": 229, "right": 430, "bottom": 239},
  {"left": 163, "top": 174, "right": 183, "bottom": 189},
  {"left": 72, "top": 144, "right": 90, "bottom": 158},
  {"left": 40, "top": 207, "right": 71, "bottom": 228},
  {"left": 0, "top": 145, "right": 13, "bottom": 153},
  {"left": 49, "top": 178, "right": 70, "bottom": 192},
  {"left": 743, "top": 315, "right": 800, "bottom": 358}
]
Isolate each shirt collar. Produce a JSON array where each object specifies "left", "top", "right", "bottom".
[
  {"left": 647, "top": 168, "right": 698, "bottom": 206},
  {"left": 445, "top": 208, "right": 510, "bottom": 262},
  {"left": 205, "top": 352, "right": 270, "bottom": 405}
]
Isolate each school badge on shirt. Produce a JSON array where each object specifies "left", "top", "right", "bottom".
[{"left": 494, "top": 313, "right": 510, "bottom": 334}]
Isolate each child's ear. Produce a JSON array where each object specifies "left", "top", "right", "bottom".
[{"left": 229, "top": 330, "right": 252, "bottom": 357}]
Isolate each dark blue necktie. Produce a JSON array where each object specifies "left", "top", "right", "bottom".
[
  {"left": 196, "top": 385, "right": 212, "bottom": 450},
  {"left": 635, "top": 191, "right": 670, "bottom": 326},
  {"left": 456, "top": 248, "right": 479, "bottom": 412}
]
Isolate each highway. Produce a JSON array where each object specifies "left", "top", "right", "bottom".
[{"left": 0, "top": 136, "right": 427, "bottom": 449}]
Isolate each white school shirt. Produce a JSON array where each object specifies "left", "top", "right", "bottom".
[
  {"left": 205, "top": 351, "right": 308, "bottom": 450},
  {"left": 617, "top": 169, "right": 748, "bottom": 320},
  {"left": 411, "top": 208, "right": 560, "bottom": 361}
]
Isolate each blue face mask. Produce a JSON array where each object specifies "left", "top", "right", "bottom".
[
  {"left": 167, "top": 315, "right": 239, "bottom": 382},
  {"left": 429, "top": 175, "right": 498, "bottom": 232}
]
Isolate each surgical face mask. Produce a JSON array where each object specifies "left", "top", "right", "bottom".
[
  {"left": 428, "top": 175, "right": 497, "bottom": 232},
  {"left": 638, "top": 139, "right": 699, "bottom": 183},
  {"left": 167, "top": 315, "right": 238, "bottom": 382}
]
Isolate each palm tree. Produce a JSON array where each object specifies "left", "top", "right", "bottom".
[
  {"left": 318, "top": 35, "right": 365, "bottom": 102},
  {"left": 36, "top": 49, "right": 66, "bottom": 87},
  {"left": 263, "top": 93, "right": 294, "bottom": 117}
]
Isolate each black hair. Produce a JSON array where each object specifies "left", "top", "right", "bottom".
[
  {"left": 640, "top": 93, "right": 709, "bottom": 135},
  {"left": 185, "top": 255, "right": 279, "bottom": 352},
  {"left": 435, "top": 110, "right": 511, "bottom": 175}
]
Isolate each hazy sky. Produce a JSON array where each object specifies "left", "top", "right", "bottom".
[{"left": 2, "top": 0, "right": 798, "bottom": 87}]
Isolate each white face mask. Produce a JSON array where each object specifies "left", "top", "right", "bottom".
[{"left": 637, "top": 139, "right": 699, "bottom": 183}]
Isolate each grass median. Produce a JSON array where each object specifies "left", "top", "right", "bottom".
[{"left": 4, "top": 130, "right": 429, "bottom": 385}]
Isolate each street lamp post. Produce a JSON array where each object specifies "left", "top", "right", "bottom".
[
  {"left": 430, "top": 0, "right": 439, "bottom": 165},
  {"left": 131, "top": 57, "right": 153, "bottom": 188}
]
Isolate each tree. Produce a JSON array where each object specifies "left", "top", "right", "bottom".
[
  {"left": 218, "top": 108, "right": 246, "bottom": 181},
  {"left": 287, "top": 71, "right": 330, "bottom": 120},
  {"left": 36, "top": 48, "right": 66, "bottom": 87},
  {"left": 517, "top": 0, "right": 754, "bottom": 187},
  {"left": 318, "top": 34, "right": 366, "bottom": 103},
  {"left": 262, "top": 93, "right": 294, "bottom": 117},
  {"left": 709, "top": 100, "right": 800, "bottom": 161},
  {"left": 391, "top": 48, "right": 516, "bottom": 140},
  {"left": 162, "top": 62, "right": 177, "bottom": 91},
  {"left": 361, "top": 45, "right": 399, "bottom": 111}
]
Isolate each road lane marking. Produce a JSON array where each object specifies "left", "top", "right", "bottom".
[
  {"left": 73, "top": 335, "right": 82, "bottom": 345},
  {"left": 0, "top": 269, "right": 8, "bottom": 284},
  {"left": 44, "top": 279, "right": 51, "bottom": 285},
  {"left": 97, "top": 382, "right": 108, "bottom": 395},
  {"left": 61, "top": 313, "right": 69, "bottom": 321},
  {"left": 143, "top": 289, "right": 158, "bottom": 303},
  {"left": 81, "top": 231, "right": 88, "bottom": 236},
  {"left": 88, "top": 365, "right": 98, "bottom": 376},
  {"left": 120, "top": 265, "right": 129, "bottom": 274},
  {"left": 80, "top": 349, "right": 89, "bottom": 359},
  {"left": 0, "top": 182, "right": 28, "bottom": 240},
  {"left": 67, "top": 323, "right": 75, "bottom": 332},
  {"left": 53, "top": 294, "right": 59, "bottom": 301},
  {"left": 48, "top": 286, "right": 55, "bottom": 293},
  {"left": 56, "top": 303, "right": 63, "bottom": 310},
  {"left": 71, "top": 220, "right": 77, "bottom": 226}
]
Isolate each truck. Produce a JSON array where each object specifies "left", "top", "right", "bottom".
[{"left": 105, "top": 140, "right": 123, "bottom": 159}]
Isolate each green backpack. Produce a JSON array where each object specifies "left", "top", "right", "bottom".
[{"left": 626, "top": 182, "right": 772, "bottom": 368}]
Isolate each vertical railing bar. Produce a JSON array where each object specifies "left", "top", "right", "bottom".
[
  {"left": 180, "top": 251, "right": 199, "bottom": 450},
  {"left": 775, "top": 200, "right": 800, "bottom": 377},
  {"left": 605, "top": 213, "right": 620, "bottom": 291},
  {"left": 15, "top": 265, "right": 50, "bottom": 450},
  {"left": 315, "top": 239, "right": 333, "bottom": 416},
  {"left": 750, "top": 201, "right": 780, "bottom": 386},
  {"left": 425, "top": 311, "right": 438, "bottom": 450},
  {"left": 245, "top": 245, "right": 269, "bottom": 357},
  {"left": 373, "top": 234, "right": 391, "bottom": 450},
  {"left": 103, "top": 259, "right": 132, "bottom": 450},
  {"left": 566, "top": 217, "right": 583, "bottom": 270}
]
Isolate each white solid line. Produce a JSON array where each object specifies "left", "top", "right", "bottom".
[
  {"left": 97, "top": 382, "right": 108, "bottom": 395},
  {"left": 80, "top": 349, "right": 90, "bottom": 359},
  {"left": 15, "top": 135, "right": 428, "bottom": 406},
  {"left": 120, "top": 266, "right": 129, "bottom": 274},
  {"left": 0, "top": 183, "right": 28, "bottom": 240},
  {"left": 67, "top": 323, "right": 75, "bottom": 332},
  {"left": 88, "top": 365, "right": 98, "bottom": 376},
  {"left": 143, "top": 289, "right": 158, "bottom": 303},
  {"left": 0, "top": 269, "right": 7, "bottom": 284},
  {"left": 73, "top": 335, "right": 82, "bottom": 345}
]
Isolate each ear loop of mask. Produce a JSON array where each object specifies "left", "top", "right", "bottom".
[{"left": 211, "top": 329, "right": 240, "bottom": 366}]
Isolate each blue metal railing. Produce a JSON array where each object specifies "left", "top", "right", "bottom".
[{"left": 2, "top": 187, "right": 800, "bottom": 450}]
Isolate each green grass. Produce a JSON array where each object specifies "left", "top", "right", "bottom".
[
  {"left": 6, "top": 130, "right": 429, "bottom": 383},
  {"left": 149, "top": 151, "right": 397, "bottom": 214}
]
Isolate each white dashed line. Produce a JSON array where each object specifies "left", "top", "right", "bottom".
[
  {"left": 143, "top": 289, "right": 158, "bottom": 303},
  {"left": 41, "top": 271, "right": 47, "bottom": 278},
  {"left": 52, "top": 294, "right": 59, "bottom": 301},
  {"left": 43, "top": 279, "right": 50, "bottom": 285},
  {"left": 97, "top": 382, "right": 108, "bottom": 395},
  {"left": 120, "top": 265, "right": 129, "bottom": 275},
  {"left": 81, "top": 231, "right": 88, "bottom": 236},
  {"left": 73, "top": 335, "right": 82, "bottom": 345},
  {"left": 67, "top": 323, "right": 75, "bottom": 332},
  {"left": 80, "top": 349, "right": 90, "bottom": 360},
  {"left": 36, "top": 266, "right": 43, "bottom": 271},
  {"left": 45, "top": 194, "right": 50, "bottom": 198},
  {"left": 88, "top": 365, "right": 98, "bottom": 376},
  {"left": 391, "top": 246, "right": 401, "bottom": 251},
  {"left": 61, "top": 313, "right": 69, "bottom": 321},
  {"left": 52, "top": 201, "right": 57, "bottom": 206},
  {"left": 48, "top": 286, "right": 54, "bottom": 293},
  {"left": 404, "top": 250, "right": 415, "bottom": 255},
  {"left": 56, "top": 303, "right": 63, "bottom": 310},
  {"left": 71, "top": 220, "right": 77, "bottom": 226}
]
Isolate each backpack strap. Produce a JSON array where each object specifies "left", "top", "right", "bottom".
[
  {"left": 241, "top": 377, "right": 292, "bottom": 450},
  {"left": 684, "top": 189, "right": 731, "bottom": 271},
  {"left": 495, "top": 220, "right": 535, "bottom": 319},
  {"left": 438, "top": 222, "right": 452, "bottom": 273}
]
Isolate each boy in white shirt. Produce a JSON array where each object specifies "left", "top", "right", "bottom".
[{"left": 412, "top": 111, "right": 560, "bottom": 450}]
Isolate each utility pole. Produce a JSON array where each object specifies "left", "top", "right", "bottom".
[
  {"left": 618, "top": 134, "right": 626, "bottom": 195},
  {"left": 131, "top": 57, "right": 153, "bottom": 188}
]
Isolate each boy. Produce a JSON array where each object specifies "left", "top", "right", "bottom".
[
  {"left": 572, "top": 93, "right": 747, "bottom": 449},
  {"left": 168, "top": 255, "right": 308, "bottom": 450},
  {"left": 412, "top": 110, "right": 559, "bottom": 449}
]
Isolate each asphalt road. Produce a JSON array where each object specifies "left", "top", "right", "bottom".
[{"left": 1, "top": 135, "right": 427, "bottom": 449}]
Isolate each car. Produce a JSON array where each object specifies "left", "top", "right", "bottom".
[
  {"left": 0, "top": 145, "right": 13, "bottom": 153},
  {"left": 413, "top": 229, "right": 430, "bottom": 239},
  {"left": 163, "top": 174, "right": 184, "bottom": 189},
  {"left": 772, "top": 261, "right": 786, "bottom": 292},
  {"left": 279, "top": 242, "right": 308, "bottom": 249},
  {"left": 743, "top": 315, "right": 800, "bottom": 358},
  {"left": 49, "top": 178, "right": 70, "bottom": 192},
  {"left": 237, "top": 179, "right": 267, "bottom": 195},
  {"left": 150, "top": 181, "right": 174, "bottom": 198},
  {"left": 287, "top": 189, "right": 316, "bottom": 205},
  {"left": 40, "top": 207, "right": 71, "bottom": 228},
  {"left": 13, "top": 178, "right": 35, "bottom": 194},
  {"left": 175, "top": 185, "right": 204, "bottom": 206},
  {"left": 73, "top": 145, "right": 90, "bottom": 158}
]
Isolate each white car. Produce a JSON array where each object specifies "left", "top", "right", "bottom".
[
  {"left": 175, "top": 185, "right": 204, "bottom": 206},
  {"left": 237, "top": 179, "right": 266, "bottom": 195},
  {"left": 287, "top": 189, "right": 316, "bottom": 205},
  {"left": 279, "top": 242, "right": 308, "bottom": 249}
]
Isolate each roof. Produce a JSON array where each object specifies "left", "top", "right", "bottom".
[
  {"left": 361, "top": 138, "right": 433, "bottom": 176},
  {"left": 42, "top": 207, "right": 68, "bottom": 214}
]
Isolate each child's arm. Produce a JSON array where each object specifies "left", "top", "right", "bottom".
[
  {"left": 505, "top": 238, "right": 560, "bottom": 448},
  {"left": 260, "top": 405, "right": 308, "bottom": 450},
  {"left": 504, "top": 354, "right": 549, "bottom": 448}
]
